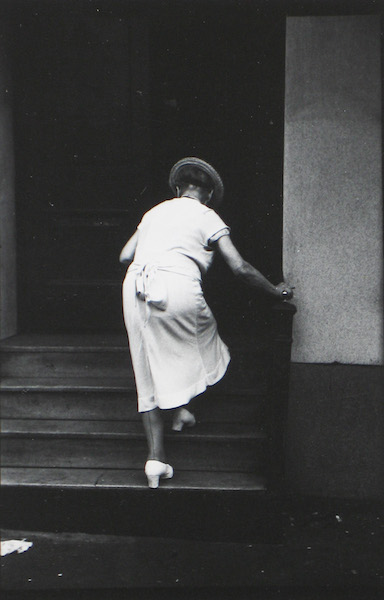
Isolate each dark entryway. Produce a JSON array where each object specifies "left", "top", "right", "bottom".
[{"left": 12, "top": 1, "right": 286, "bottom": 334}]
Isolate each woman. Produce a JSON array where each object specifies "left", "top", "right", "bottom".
[{"left": 120, "top": 157, "right": 293, "bottom": 488}]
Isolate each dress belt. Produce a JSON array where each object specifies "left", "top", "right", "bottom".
[{"left": 129, "top": 261, "right": 201, "bottom": 311}]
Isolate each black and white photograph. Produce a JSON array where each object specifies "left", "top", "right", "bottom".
[{"left": 0, "top": 1, "right": 383, "bottom": 599}]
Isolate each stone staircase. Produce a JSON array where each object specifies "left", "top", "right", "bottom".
[{"left": 0, "top": 309, "right": 295, "bottom": 542}]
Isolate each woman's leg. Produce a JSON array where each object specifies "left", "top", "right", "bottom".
[
  {"left": 142, "top": 408, "right": 173, "bottom": 488},
  {"left": 142, "top": 407, "right": 166, "bottom": 462}
]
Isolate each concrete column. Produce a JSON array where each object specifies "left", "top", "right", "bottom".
[
  {"left": 284, "top": 15, "right": 383, "bottom": 366},
  {"left": 283, "top": 16, "right": 384, "bottom": 498},
  {"left": 0, "top": 21, "right": 17, "bottom": 339}
]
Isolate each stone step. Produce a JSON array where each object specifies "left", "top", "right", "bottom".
[
  {"left": 0, "top": 480, "right": 275, "bottom": 544},
  {"left": 0, "top": 389, "right": 265, "bottom": 422},
  {"left": 0, "top": 335, "right": 129, "bottom": 377},
  {"left": 1, "top": 466, "right": 266, "bottom": 491},
  {"left": 2, "top": 429, "right": 267, "bottom": 472},
  {"left": 1, "top": 418, "right": 264, "bottom": 439},
  {"left": 0, "top": 334, "right": 128, "bottom": 350},
  {"left": 0, "top": 375, "right": 266, "bottom": 396},
  {"left": 0, "top": 334, "right": 269, "bottom": 388},
  {"left": 0, "top": 350, "right": 132, "bottom": 378},
  {"left": 0, "top": 334, "right": 270, "bottom": 498},
  {"left": 0, "top": 376, "right": 135, "bottom": 392}
]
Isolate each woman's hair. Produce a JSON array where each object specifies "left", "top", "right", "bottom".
[{"left": 176, "top": 165, "right": 214, "bottom": 192}]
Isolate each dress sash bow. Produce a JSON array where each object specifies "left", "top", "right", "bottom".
[{"left": 135, "top": 264, "right": 168, "bottom": 311}]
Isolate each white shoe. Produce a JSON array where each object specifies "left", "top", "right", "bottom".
[
  {"left": 144, "top": 460, "right": 174, "bottom": 489},
  {"left": 172, "top": 408, "right": 197, "bottom": 432}
]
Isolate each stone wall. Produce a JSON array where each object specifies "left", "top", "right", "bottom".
[
  {"left": 286, "top": 362, "right": 384, "bottom": 498},
  {"left": 284, "top": 16, "right": 383, "bottom": 365},
  {"left": 284, "top": 16, "right": 383, "bottom": 498}
]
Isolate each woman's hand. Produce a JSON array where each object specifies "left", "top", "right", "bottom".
[
  {"left": 120, "top": 230, "right": 139, "bottom": 264},
  {"left": 275, "top": 282, "right": 294, "bottom": 301}
]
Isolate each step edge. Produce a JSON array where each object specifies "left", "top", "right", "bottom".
[
  {"left": 1, "top": 430, "right": 267, "bottom": 441},
  {"left": 1, "top": 465, "right": 266, "bottom": 476},
  {"left": 0, "top": 467, "right": 268, "bottom": 491},
  {"left": 0, "top": 383, "right": 135, "bottom": 392},
  {"left": 0, "top": 482, "right": 268, "bottom": 491},
  {"left": 0, "top": 344, "right": 129, "bottom": 353},
  {"left": 0, "top": 383, "right": 264, "bottom": 395}
]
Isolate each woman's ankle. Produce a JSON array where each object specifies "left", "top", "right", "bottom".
[{"left": 147, "top": 454, "right": 166, "bottom": 463}]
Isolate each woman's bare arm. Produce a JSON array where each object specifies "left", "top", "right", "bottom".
[
  {"left": 216, "top": 235, "right": 292, "bottom": 300},
  {"left": 119, "top": 230, "right": 139, "bottom": 264}
]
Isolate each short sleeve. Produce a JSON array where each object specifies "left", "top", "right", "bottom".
[
  {"left": 201, "top": 207, "right": 230, "bottom": 247},
  {"left": 208, "top": 227, "right": 231, "bottom": 245}
]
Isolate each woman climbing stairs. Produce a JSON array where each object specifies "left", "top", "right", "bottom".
[{"left": 0, "top": 303, "right": 295, "bottom": 542}]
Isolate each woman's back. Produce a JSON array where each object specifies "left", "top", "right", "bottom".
[{"left": 131, "top": 197, "right": 229, "bottom": 276}]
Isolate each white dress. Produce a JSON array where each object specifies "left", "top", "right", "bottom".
[{"left": 122, "top": 196, "right": 231, "bottom": 412}]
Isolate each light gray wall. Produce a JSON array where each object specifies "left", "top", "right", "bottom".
[
  {"left": 0, "top": 22, "right": 17, "bottom": 339},
  {"left": 284, "top": 16, "right": 383, "bottom": 365}
]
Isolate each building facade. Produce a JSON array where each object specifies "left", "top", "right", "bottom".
[{"left": 0, "top": 0, "right": 383, "bottom": 499}]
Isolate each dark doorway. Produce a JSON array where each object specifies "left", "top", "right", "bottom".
[
  {"left": 13, "top": 7, "right": 149, "bottom": 333},
  {"left": 12, "top": 1, "right": 285, "bottom": 334}
]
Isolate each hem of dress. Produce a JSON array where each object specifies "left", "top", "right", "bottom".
[{"left": 137, "top": 349, "right": 230, "bottom": 413}]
